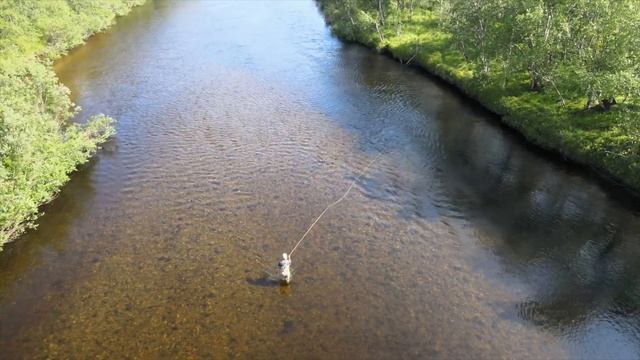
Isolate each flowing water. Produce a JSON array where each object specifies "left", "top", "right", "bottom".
[{"left": 2, "top": 1, "right": 640, "bottom": 358}]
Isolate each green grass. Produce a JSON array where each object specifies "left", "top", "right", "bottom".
[{"left": 321, "top": 5, "right": 640, "bottom": 192}]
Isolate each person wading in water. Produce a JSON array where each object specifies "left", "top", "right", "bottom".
[{"left": 278, "top": 253, "right": 292, "bottom": 284}]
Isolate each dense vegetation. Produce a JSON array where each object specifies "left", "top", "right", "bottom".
[
  {"left": 320, "top": 0, "right": 640, "bottom": 191},
  {"left": 0, "top": 0, "right": 145, "bottom": 248}
]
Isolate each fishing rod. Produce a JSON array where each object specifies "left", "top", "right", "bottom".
[{"left": 277, "top": 153, "right": 382, "bottom": 284}]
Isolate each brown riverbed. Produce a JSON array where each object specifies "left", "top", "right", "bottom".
[{"left": 2, "top": 1, "right": 640, "bottom": 359}]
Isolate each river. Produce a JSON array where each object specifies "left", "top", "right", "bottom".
[{"left": 2, "top": 1, "right": 640, "bottom": 358}]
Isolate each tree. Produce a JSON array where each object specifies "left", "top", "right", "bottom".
[
  {"left": 557, "top": 0, "right": 640, "bottom": 109},
  {"left": 443, "top": 0, "right": 508, "bottom": 75},
  {"left": 509, "top": 0, "right": 563, "bottom": 91}
]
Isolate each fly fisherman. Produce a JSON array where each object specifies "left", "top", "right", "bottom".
[{"left": 278, "top": 253, "right": 292, "bottom": 284}]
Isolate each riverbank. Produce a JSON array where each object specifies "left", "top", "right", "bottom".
[
  {"left": 319, "top": 2, "right": 640, "bottom": 194},
  {"left": 0, "top": 0, "right": 145, "bottom": 248}
]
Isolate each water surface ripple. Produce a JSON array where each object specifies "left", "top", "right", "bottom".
[{"left": 1, "top": 1, "right": 640, "bottom": 359}]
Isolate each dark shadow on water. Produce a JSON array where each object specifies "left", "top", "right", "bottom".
[
  {"left": 246, "top": 276, "right": 279, "bottom": 287},
  {"left": 246, "top": 276, "right": 293, "bottom": 293},
  {"left": 0, "top": 158, "right": 99, "bottom": 296},
  {"left": 331, "top": 41, "right": 640, "bottom": 357},
  {"left": 246, "top": 276, "right": 294, "bottom": 297}
]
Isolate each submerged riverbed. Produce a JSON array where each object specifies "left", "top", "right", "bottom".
[{"left": 2, "top": 1, "right": 640, "bottom": 358}]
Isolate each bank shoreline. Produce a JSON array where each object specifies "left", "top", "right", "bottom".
[
  {"left": 319, "top": 4, "right": 640, "bottom": 197},
  {"left": 378, "top": 44, "right": 640, "bottom": 199},
  {"left": 0, "top": 0, "right": 146, "bottom": 248}
]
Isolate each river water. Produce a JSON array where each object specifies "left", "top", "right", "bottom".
[{"left": 2, "top": 1, "right": 640, "bottom": 358}]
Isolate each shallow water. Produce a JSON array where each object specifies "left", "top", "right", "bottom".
[{"left": 2, "top": 1, "right": 640, "bottom": 358}]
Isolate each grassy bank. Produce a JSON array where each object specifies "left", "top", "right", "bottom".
[
  {"left": 320, "top": 2, "right": 640, "bottom": 193},
  {"left": 0, "top": 0, "right": 145, "bottom": 248}
]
